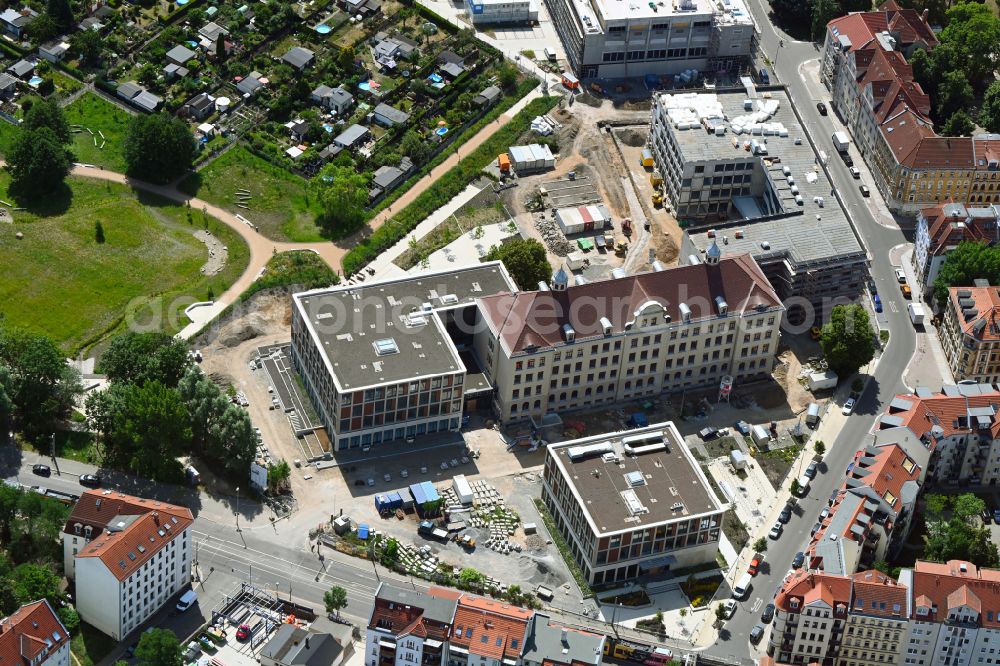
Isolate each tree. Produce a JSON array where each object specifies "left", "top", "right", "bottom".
[
  {"left": 484, "top": 238, "right": 552, "bottom": 291},
  {"left": 400, "top": 130, "right": 429, "bottom": 164},
  {"left": 12, "top": 563, "right": 62, "bottom": 607},
  {"left": 100, "top": 332, "right": 192, "bottom": 387},
  {"left": 714, "top": 603, "right": 728, "bottom": 625},
  {"left": 57, "top": 606, "right": 80, "bottom": 634},
  {"left": 324, "top": 586, "right": 348, "bottom": 617},
  {"left": 267, "top": 460, "right": 291, "bottom": 492},
  {"left": 752, "top": 536, "right": 768, "bottom": 553},
  {"left": 23, "top": 98, "right": 70, "bottom": 145},
  {"left": 953, "top": 493, "right": 986, "bottom": 523},
  {"left": 980, "top": 80, "right": 1000, "bottom": 133},
  {"left": 338, "top": 46, "right": 356, "bottom": 72},
  {"left": 25, "top": 13, "right": 59, "bottom": 45},
  {"left": 936, "top": 69, "right": 974, "bottom": 121},
  {"left": 769, "top": 0, "right": 811, "bottom": 38},
  {"left": 790, "top": 478, "right": 801, "bottom": 496},
  {"left": 123, "top": 113, "right": 196, "bottom": 184},
  {"left": 6, "top": 128, "right": 72, "bottom": 198},
  {"left": 177, "top": 367, "right": 256, "bottom": 481},
  {"left": 312, "top": 164, "right": 368, "bottom": 236},
  {"left": 0, "top": 365, "right": 13, "bottom": 434},
  {"left": 811, "top": 0, "right": 842, "bottom": 40},
  {"left": 95, "top": 221, "right": 105, "bottom": 244},
  {"left": 933, "top": 241, "right": 1000, "bottom": 303},
  {"left": 47, "top": 0, "right": 74, "bottom": 30},
  {"left": 939, "top": 2, "right": 1000, "bottom": 84},
  {"left": 0, "top": 324, "right": 80, "bottom": 439},
  {"left": 943, "top": 109, "right": 976, "bottom": 136},
  {"left": 925, "top": 517, "right": 999, "bottom": 567},
  {"left": 215, "top": 33, "right": 226, "bottom": 63},
  {"left": 71, "top": 29, "right": 103, "bottom": 66},
  {"left": 135, "top": 628, "right": 183, "bottom": 666},
  {"left": 814, "top": 441, "right": 826, "bottom": 457},
  {"left": 497, "top": 64, "right": 518, "bottom": 90},
  {"left": 458, "top": 567, "right": 485, "bottom": 588},
  {"left": 820, "top": 304, "right": 875, "bottom": 377},
  {"left": 924, "top": 493, "right": 950, "bottom": 520}
]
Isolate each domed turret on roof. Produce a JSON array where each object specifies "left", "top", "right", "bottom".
[
  {"left": 705, "top": 239, "right": 722, "bottom": 265},
  {"left": 552, "top": 265, "right": 568, "bottom": 291}
]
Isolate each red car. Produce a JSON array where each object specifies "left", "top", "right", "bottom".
[{"left": 748, "top": 553, "right": 763, "bottom": 576}]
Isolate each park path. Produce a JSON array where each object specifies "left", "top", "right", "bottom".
[{"left": 60, "top": 88, "right": 546, "bottom": 332}]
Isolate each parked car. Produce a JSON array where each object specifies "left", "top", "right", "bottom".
[
  {"left": 79, "top": 474, "right": 101, "bottom": 488},
  {"left": 761, "top": 603, "right": 775, "bottom": 624},
  {"left": 873, "top": 293, "right": 882, "bottom": 313},
  {"left": 805, "top": 461, "right": 819, "bottom": 479},
  {"left": 723, "top": 599, "right": 737, "bottom": 619},
  {"left": 993, "top": 508, "right": 1000, "bottom": 523},
  {"left": 860, "top": 184, "right": 870, "bottom": 197},
  {"left": 32, "top": 464, "right": 50, "bottom": 477},
  {"left": 792, "top": 551, "right": 806, "bottom": 569},
  {"left": 849, "top": 166, "right": 861, "bottom": 179},
  {"left": 841, "top": 152, "right": 854, "bottom": 167},
  {"left": 750, "top": 624, "right": 766, "bottom": 644},
  {"left": 895, "top": 268, "right": 907, "bottom": 283},
  {"left": 817, "top": 101, "right": 828, "bottom": 115},
  {"left": 842, "top": 397, "right": 857, "bottom": 415},
  {"left": 769, "top": 521, "right": 783, "bottom": 539},
  {"left": 748, "top": 553, "right": 763, "bottom": 575},
  {"left": 983, "top": 509, "right": 993, "bottom": 525},
  {"left": 778, "top": 504, "right": 792, "bottom": 524},
  {"left": 901, "top": 284, "right": 912, "bottom": 299}
]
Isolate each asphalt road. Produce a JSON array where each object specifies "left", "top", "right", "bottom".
[{"left": 699, "top": 5, "right": 917, "bottom": 664}]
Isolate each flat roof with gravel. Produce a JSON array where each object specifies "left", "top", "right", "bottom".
[
  {"left": 293, "top": 263, "right": 515, "bottom": 391},
  {"left": 546, "top": 422, "right": 726, "bottom": 536}
]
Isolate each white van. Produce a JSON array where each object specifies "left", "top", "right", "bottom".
[
  {"left": 544, "top": 47, "right": 557, "bottom": 61},
  {"left": 176, "top": 590, "right": 198, "bottom": 612},
  {"left": 733, "top": 573, "right": 753, "bottom": 599},
  {"left": 797, "top": 474, "right": 811, "bottom": 496}
]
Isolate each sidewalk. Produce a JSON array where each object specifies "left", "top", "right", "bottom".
[{"left": 893, "top": 245, "right": 953, "bottom": 390}]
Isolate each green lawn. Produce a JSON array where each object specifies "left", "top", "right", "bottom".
[
  {"left": 0, "top": 175, "right": 249, "bottom": 353},
  {"left": 180, "top": 146, "right": 326, "bottom": 242},
  {"left": 71, "top": 622, "right": 116, "bottom": 666},
  {"left": 63, "top": 92, "right": 130, "bottom": 172}
]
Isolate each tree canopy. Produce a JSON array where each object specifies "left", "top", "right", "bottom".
[
  {"left": 123, "top": 113, "right": 196, "bottom": 184},
  {"left": 135, "top": 629, "right": 183, "bottom": 666},
  {"left": 979, "top": 80, "right": 1000, "bottom": 133},
  {"left": 23, "top": 98, "right": 70, "bottom": 145},
  {"left": 46, "top": 0, "right": 74, "bottom": 31},
  {"left": 933, "top": 240, "right": 1000, "bottom": 303},
  {"left": 820, "top": 304, "right": 876, "bottom": 377},
  {"left": 324, "top": 586, "right": 348, "bottom": 616},
  {"left": 484, "top": 238, "right": 552, "bottom": 291},
  {"left": 99, "top": 332, "right": 192, "bottom": 388},
  {"left": 312, "top": 164, "right": 369, "bottom": 237},
  {"left": 6, "top": 127, "right": 72, "bottom": 199}
]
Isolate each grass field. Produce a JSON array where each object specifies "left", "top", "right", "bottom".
[
  {"left": 180, "top": 146, "right": 326, "bottom": 243},
  {"left": 0, "top": 175, "right": 249, "bottom": 353},
  {"left": 64, "top": 92, "right": 130, "bottom": 172},
  {"left": 71, "top": 622, "right": 116, "bottom": 666}
]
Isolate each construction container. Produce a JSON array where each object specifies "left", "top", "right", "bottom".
[
  {"left": 640, "top": 148, "right": 654, "bottom": 168},
  {"left": 497, "top": 153, "right": 510, "bottom": 173}
]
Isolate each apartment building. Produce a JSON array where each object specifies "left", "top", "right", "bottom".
[
  {"left": 940, "top": 282, "right": 1000, "bottom": 383},
  {"left": 822, "top": 4, "right": 1000, "bottom": 216},
  {"left": 651, "top": 88, "right": 869, "bottom": 323},
  {"left": 465, "top": 0, "right": 538, "bottom": 25},
  {"left": 291, "top": 263, "right": 516, "bottom": 451},
  {"left": 912, "top": 203, "right": 1000, "bottom": 293},
  {"left": 365, "top": 584, "right": 603, "bottom": 666},
  {"left": 838, "top": 571, "right": 909, "bottom": 666},
  {"left": 898, "top": 560, "right": 1000, "bottom": 666},
  {"left": 875, "top": 383, "right": 1000, "bottom": 484},
  {"left": 769, "top": 570, "right": 853, "bottom": 664},
  {"left": 62, "top": 490, "right": 193, "bottom": 640},
  {"left": 541, "top": 422, "right": 727, "bottom": 585},
  {"left": 0, "top": 600, "right": 70, "bottom": 666},
  {"left": 474, "top": 249, "right": 784, "bottom": 424},
  {"left": 545, "top": 0, "right": 754, "bottom": 79}
]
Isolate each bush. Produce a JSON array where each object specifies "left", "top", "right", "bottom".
[
  {"left": 241, "top": 250, "right": 338, "bottom": 301},
  {"left": 342, "top": 87, "right": 553, "bottom": 276}
]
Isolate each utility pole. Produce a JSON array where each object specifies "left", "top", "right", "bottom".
[{"left": 236, "top": 486, "right": 241, "bottom": 532}]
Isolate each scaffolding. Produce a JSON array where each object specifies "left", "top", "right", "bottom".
[{"left": 210, "top": 583, "right": 315, "bottom": 651}]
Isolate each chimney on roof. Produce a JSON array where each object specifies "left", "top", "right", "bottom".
[
  {"left": 561, "top": 629, "right": 568, "bottom": 645},
  {"left": 152, "top": 512, "right": 159, "bottom": 525},
  {"left": 922, "top": 8, "right": 929, "bottom": 21}
]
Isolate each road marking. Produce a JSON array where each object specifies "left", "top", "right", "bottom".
[
  {"left": 751, "top": 597, "right": 763, "bottom": 613},
  {"left": 889, "top": 301, "right": 899, "bottom": 313}
]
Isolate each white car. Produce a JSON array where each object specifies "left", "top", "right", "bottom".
[
  {"left": 723, "top": 599, "right": 737, "bottom": 619},
  {"left": 842, "top": 397, "right": 856, "bottom": 415},
  {"left": 895, "top": 268, "right": 907, "bottom": 283},
  {"left": 768, "top": 521, "right": 783, "bottom": 539},
  {"left": 849, "top": 166, "right": 861, "bottom": 179}
]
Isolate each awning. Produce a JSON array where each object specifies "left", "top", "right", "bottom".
[
  {"left": 449, "top": 646, "right": 468, "bottom": 655},
  {"left": 424, "top": 639, "right": 443, "bottom": 649},
  {"left": 638, "top": 554, "right": 677, "bottom": 571}
]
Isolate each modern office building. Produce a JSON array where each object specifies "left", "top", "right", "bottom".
[
  {"left": 291, "top": 263, "right": 516, "bottom": 451},
  {"left": 913, "top": 203, "right": 1000, "bottom": 293},
  {"left": 541, "top": 422, "right": 727, "bottom": 585},
  {"left": 821, "top": 3, "right": 1000, "bottom": 216},
  {"left": 545, "top": 0, "right": 755, "bottom": 79},
  {"left": 474, "top": 250, "right": 783, "bottom": 424},
  {"left": 364, "top": 584, "right": 603, "bottom": 666},
  {"left": 0, "top": 600, "right": 71, "bottom": 666},
  {"left": 652, "top": 88, "right": 869, "bottom": 323},
  {"left": 465, "top": 0, "right": 538, "bottom": 26},
  {"left": 62, "top": 491, "right": 193, "bottom": 640},
  {"left": 939, "top": 282, "right": 1000, "bottom": 383}
]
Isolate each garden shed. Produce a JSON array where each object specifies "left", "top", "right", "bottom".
[{"left": 409, "top": 481, "right": 442, "bottom": 516}]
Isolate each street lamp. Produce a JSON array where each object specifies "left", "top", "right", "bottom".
[{"left": 236, "top": 487, "right": 241, "bottom": 532}]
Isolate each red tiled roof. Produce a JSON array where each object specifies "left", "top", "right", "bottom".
[
  {"left": 68, "top": 491, "right": 193, "bottom": 582},
  {"left": 828, "top": 3, "right": 937, "bottom": 53},
  {"left": 451, "top": 596, "right": 531, "bottom": 660},
  {"left": 850, "top": 570, "right": 908, "bottom": 618},
  {"left": 910, "top": 560, "right": 1000, "bottom": 627},
  {"left": 775, "top": 571, "right": 852, "bottom": 612},
  {"left": 921, "top": 204, "right": 1000, "bottom": 258},
  {"left": 0, "top": 601, "right": 69, "bottom": 666},
  {"left": 478, "top": 254, "right": 781, "bottom": 355},
  {"left": 948, "top": 285, "right": 1000, "bottom": 342},
  {"left": 852, "top": 443, "right": 920, "bottom": 508},
  {"left": 882, "top": 387, "right": 1000, "bottom": 441}
]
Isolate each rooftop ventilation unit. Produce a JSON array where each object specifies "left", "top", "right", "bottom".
[
  {"left": 622, "top": 489, "right": 649, "bottom": 516},
  {"left": 625, "top": 471, "right": 646, "bottom": 487},
  {"left": 679, "top": 302, "right": 692, "bottom": 322},
  {"left": 566, "top": 442, "right": 614, "bottom": 461},
  {"left": 440, "top": 294, "right": 459, "bottom": 305},
  {"left": 563, "top": 323, "right": 576, "bottom": 342},
  {"left": 374, "top": 338, "right": 399, "bottom": 356},
  {"left": 601, "top": 316, "right": 613, "bottom": 335},
  {"left": 715, "top": 296, "right": 728, "bottom": 315}
]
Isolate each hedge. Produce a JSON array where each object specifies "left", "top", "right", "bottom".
[{"left": 342, "top": 92, "right": 557, "bottom": 275}]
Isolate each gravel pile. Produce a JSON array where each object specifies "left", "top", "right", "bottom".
[{"left": 534, "top": 212, "right": 573, "bottom": 256}]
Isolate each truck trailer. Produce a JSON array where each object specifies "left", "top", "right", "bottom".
[
  {"left": 908, "top": 303, "right": 926, "bottom": 326},
  {"left": 832, "top": 131, "right": 850, "bottom": 153}
]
